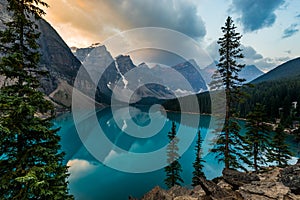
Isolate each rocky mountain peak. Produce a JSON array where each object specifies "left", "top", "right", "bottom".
[{"left": 115, "top": 55, "right": 135, "bottom": 75}]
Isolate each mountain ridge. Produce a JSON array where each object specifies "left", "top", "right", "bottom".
[
  {"left": 252, "top": 57, "right": 300, "bottom": 83},
  {"left": 72, "top": 45, "right": 208, "bottom": 104}
]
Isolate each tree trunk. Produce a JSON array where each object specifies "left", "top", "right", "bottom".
[
  {"left": 225, "top": 88, "right": 230, "bottom": 169},
  {"left": 254, "top": 143, "right": 258, "bottom": 172}
]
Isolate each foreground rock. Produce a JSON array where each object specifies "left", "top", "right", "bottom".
[
  {"left": 132, "top": 178, "right": 243, "bottom": 200},
  {"left": 279, "top": 164, "right": 300, "bottom": 195},
  {"left": 133, "top": 163, "right": 300, "bottom": 200},
  {"left": 222, "top": 168, "right": 260, "bottom": 189},
  {"left": 238, "top": 181, "right": 297, "bottom": 200}
]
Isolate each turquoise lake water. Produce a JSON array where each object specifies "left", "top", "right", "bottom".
[{"left": 53, "top": 106, "right": 299, "bottom": 200}]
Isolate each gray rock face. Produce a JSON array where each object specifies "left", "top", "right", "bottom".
[
  {"left": 172, "top": 60, "right": 207, "bottom": 92},
  {"left": 0, "top": 0, "right": 95, "bottom": 108},
  {"left": 73, "top": 45, "right": 208, "bottom": 104},
  {"left": 279, "top": 163, "right": 300, "bottom": 194},
  {"left": 37, "top": 19, "right": 82, "bottom": 95},
  {"left": 0, "top": 0, "right": 81, "bottom": 88},
  {"left": 73, "top": 45, "right": 209, "bottom": 105}
]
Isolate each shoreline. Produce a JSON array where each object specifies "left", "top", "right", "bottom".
[{"left": 54, "top": 105, "right": 298, "bottom": 135}]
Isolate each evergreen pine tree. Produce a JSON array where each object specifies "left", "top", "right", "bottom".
[
  {"left": 0, "top": 0, "right": 72, "bottom": 199},
  {"left": 192, "top": 130, "right": 205, "bottom": 186},
  {"left": 244, "top": 104, "right": 272, "bottom": 172},
  {"left": 268, "top": 124, "right": 293, "bottom": 167},
  {"left": 210, "top": 16, "right": 249, "bottom": 170},
  {"left": 164, "top": 122, "right": 183, "bottom": 188}
]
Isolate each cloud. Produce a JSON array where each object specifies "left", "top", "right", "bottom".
[
  {"left": 254, "top": 57, "right": 291, "bottom": 72},
  {"left": 67, "top": 159, "right": 98, "bottom": 181},
  {"left": 109, "top": 0, "right": 206, "bottom": 38},
  {"left": 241, "top": 46, "right": 276, "bottom": 71},
  {"left": 252, "top": 58, "right": 277, "bottom": 72},
  {"left": 230, "top": 0, "right": 285, "bottom": 32},
  {"left": 206, "top": 41, "right": 219, "bottom": 61},
  {"left": 282, "top": 24, "right": 299, "bottom": 38},
  {"left": 243, "top": 46, "right": 263, "bottom": 60},
  {"left": 44, "top": 0, "right": 206, "bottom": 47},
  {"left": 205, "top": 41, "right": 283, "bottom": 72},
  {"left": 206, "top": 41, "right": 263, "bottom": 61}
]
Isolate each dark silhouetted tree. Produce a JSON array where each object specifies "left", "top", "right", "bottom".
[
  {"left": 164, "top": 122, "right": 183, "bottom": 188},
  {"left": 268, "top": 124, "right": 293, "bottom": 167},
  {"left": 0, "top": 0, "right": 72, "bottom": 199},
  {"left": 210, "top": 16, "right": 248, "bottom": 170},
  {"left": 192, "top": 130, "right": 205, "bottom": 186},
  {"left": 244, "top": 104, "right": 272, "bottom": 172}
]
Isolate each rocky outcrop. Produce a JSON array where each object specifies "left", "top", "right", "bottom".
[
  {"left": 172, "top": 60, "right": 207, "bottom": 92},
  {"left": 135, "top": 183, "right": 242, "bottom": 200},
  {"left": 222, "top": 168, "right": 260, "bottom": 189},
  {"left": 238, "top": 181, "right": 295, "bottom": 200},
  {"left": 279, "top": 163, "right": 300, "bottom": 194},
  {"left": 135, "top": 165, "right": 300, "bottom": 200}
]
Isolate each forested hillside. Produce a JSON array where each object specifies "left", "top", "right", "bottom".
[
  {"left": 238, "top": 77, "right": 300, "bottom": 123},
  {"left": 163, "top": 76, "right": 300, "bottom": 125}
]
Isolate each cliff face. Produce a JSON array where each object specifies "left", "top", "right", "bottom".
[
  {"left": 37, "top": 19, "right": 82, "bottom": 94},
  {"left": 0, "top": 0, "right": 96, "bottom": 108},
  {"left": 172, "top": 60, "right": 207, "bottom": 92}
]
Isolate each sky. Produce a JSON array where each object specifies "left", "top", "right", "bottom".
[{"left": 43, "top": 0, "right": 300, "bottom": 72}]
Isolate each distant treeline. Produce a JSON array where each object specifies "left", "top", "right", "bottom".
[
  {"left": 163, "top": 77, "right": 300, "bottom": 124},
  {"left": 163, "top": 91, "right": 211, "bottom": 114}
]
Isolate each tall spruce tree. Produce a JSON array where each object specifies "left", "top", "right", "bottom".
[
  {"left": 210, "top": 16, "right": 248, "bottom": 170},
  {"left": 164, "top": 122, "right": 183, "bottom": 188},
  {"left": 192, "top": 130, "right": 205, "bottom": 187},
  {"left": 244, "top": 104, "right": 272, "bottom": 172},
  {"left": 268, "top": 124, "right": 293, "bottom": 167},
  {"left": 0, "top": 0, "right": 72, "bottom": 199}
]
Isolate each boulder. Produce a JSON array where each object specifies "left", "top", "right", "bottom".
[
  {"left": 238, "top": 181, "right": 293, "bottom": 200},
  {"left": 279, "top": 163, "right": 300, "bottom": 194},
  {"left": 217, "top": 179, "right": 233, "bottom": 190},
  {"left": 197, "top": 176, "right": 243, "bottom": 200},
  {"left": 139, "top": 186, "right": 172, "bottom": 200},
  {"left": 257, "top": 167, "right": 281, "bottom": 182},
  {"left": 222, "top": 168, "right": 260, "bottom": 189},
  {"left": 190, "top": 185, "right": 206, "bottom": 198},
  {"left": 168, "top": 185, "right": 190, "bottom": 197}
]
